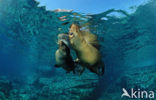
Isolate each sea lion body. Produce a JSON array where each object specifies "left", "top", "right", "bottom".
[
  {"left": 55, "top": 40, "right": 75, "bottom": 73},
  {"left": 68, "top": 24, "right": 104, "bottom": 75},
  {"left": 75, "top": 40, "right": 101, "bottom": 67}
]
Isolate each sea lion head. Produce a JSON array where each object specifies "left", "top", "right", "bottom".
[
  {"left": 58, "top": 33, "right": 70, "bottom": 47},
  {"left": 69, "top": 24, "right": 81, "bottom": 39},
  {"left": 58, "top": 40, "right": 70, "bottom": 54},
  {"left": 68, "top": 24, "right": 82, "bottom": 47}
]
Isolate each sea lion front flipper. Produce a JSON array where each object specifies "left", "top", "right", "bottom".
[
  {"left": 74, "top": 58, "right": 80, "bottom": 64},
  {"left": 96, "top": 63, "right": 105, "bottom": 76}
]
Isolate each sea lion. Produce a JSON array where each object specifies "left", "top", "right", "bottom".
[
  {"left": 58, "top": 33, "right": 70, "bottom": 47},
  {"left": 55, "top": 40, "right": 75, "bottom": 73},
  {"left": 68, "top": 24, "right": 104, "bottom": 75}
]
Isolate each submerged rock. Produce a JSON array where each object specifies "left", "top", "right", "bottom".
[
  {"left": 100, "top": 64, "right": 156, "bottom": 100},
  {"left": 4, "top": 68, "right": 99, "bottom": 100},
  {"left": 0, "top": 91, "right": 5, "bottom": 100},
  {"left": 31, "top": 70, "right": 99, "bottom": 100},
  {"left": 0, "top": 77, "right": 12, "bottom": 99}
]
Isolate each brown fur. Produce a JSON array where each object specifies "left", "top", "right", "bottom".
[
  {"left": 55, "top": 40, "right": 75, "bottom": 73},
  {"left": 68, "top": 24, "right": 104, "bottom": 75}
]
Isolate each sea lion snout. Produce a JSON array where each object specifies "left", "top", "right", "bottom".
[
  {"left": 58, "top": 33, "right": 70, "bottom": 47},
  {"left": 58, "top": 33, "right": 69, "bottom": 41}
]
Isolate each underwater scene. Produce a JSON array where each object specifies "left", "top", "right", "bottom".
[{"left": 0, "top": 0, "right": 156, "bottom": 100}]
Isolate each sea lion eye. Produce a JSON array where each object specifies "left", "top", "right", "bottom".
[
  {"left": 69, "top": 32, "right": 74, "bottom": 38},
  {"left": 69, "top": 32, "right": 73, "bottom": 36}
]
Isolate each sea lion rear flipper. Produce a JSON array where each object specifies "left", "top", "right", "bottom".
[
  {"left": 96, "top": 63, "right": 105, "bottom": 76},
  {"left": 97, "top": 66, "right": 104, "bottom": 76}
]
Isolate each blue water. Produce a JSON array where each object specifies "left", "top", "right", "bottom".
[{"left": 0, "top": 0, "right": 156, "bottom": 100}]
